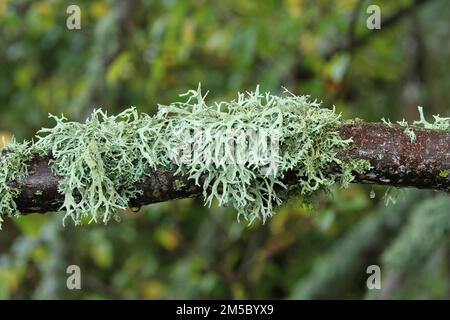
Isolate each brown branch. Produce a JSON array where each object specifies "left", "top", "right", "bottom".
[{"left": 6, "top": 123, "right": 450, "bottom": 215}]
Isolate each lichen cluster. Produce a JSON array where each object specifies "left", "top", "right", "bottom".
[
  {"left": 0, "top": 141, "right": 34, "bottom": 227},
  {"left": 0, "top": 86, "right": 371, "bottom": 228},
  {"left": 382, "top": 106, "right": 450, "bottom": 142}
]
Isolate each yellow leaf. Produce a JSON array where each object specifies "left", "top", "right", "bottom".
[
  {"left": 155, "top": 227, "right": 179, "bottom": 251},
  {"left": 0, "top": 268, "right": 20, "bottom": 293},
  {"left": 106, "top": 53, "right": 134, "bottom": 85},
  {"left": 90, "top": 241, "right": 113, "bottom": 268},
  {"left": 0, "top": 131, "right": 12, "bottom": 149},
  {"left": 36, "top": 2, "right": 52, "bottom": 15},
  {"left": 31, "top": 246, "right": 49, "bottom": 261},
  {"left": 0, "top": 0, "right": 10, "bottom": 14},
  {"left": 286, "top": 0, "right": 303, "bottom": 17},
  {"left": 141, "top": 280, "right": 165, "bottom": 299},
  {"left": 181, "top": 19, "right": 195, "bottom": 47},
  {"left": 90, "top": 1, "right": 110, "bottom": 19},
  {"left": 14, "top": 65, "right": 37, "bottom": 88}
]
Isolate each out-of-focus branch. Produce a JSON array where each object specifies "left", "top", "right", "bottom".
[{"left": 324, "top": 0, "right": 432, "bottom": 60}]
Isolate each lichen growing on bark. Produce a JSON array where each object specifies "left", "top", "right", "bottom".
[
  {"left": 413, "top": 106, "right": 450, "bottom": 131},
  {"left": 1, "top": 86, "right": 373, "bottom": 228},
  {"left": 383, "top": 106, "right": 450, "bottom": 143},
  {"left": 0, "top": 141, "right": 34, "bottom": 228}
]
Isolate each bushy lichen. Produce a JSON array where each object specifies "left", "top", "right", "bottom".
[
  {"left": 0, "top": 86, "right": 371, "bottom": 228},
  {"left": 174, "top": 180, "right": 186, "bottom": 191},
  {"left": 396, "top": 119, "right": 416, "bottom": 143},
  {"left": 0, "top": 140, "right": 34, "bottom": 229},
  {"left": 413, "top": 106, "right": 450, "bottom": 131},
  {"left": 387, "top": 106, "right": 450, "bottom": 139}
]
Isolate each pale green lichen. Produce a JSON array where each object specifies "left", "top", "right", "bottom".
[
  {"left": 0, "top": 140, "right": 34, "bottom": 229},
  {"left": 174, "top": 180, "right": 186, "bottom": 191},
  {"left": 413, "top": 106, "right": 450, "bottom": 131},
  {"left": 0, "top": 86, "right": 371, "bottom": 228},
  {"left": 381, "top": 117, "right": 393, "bottom": 127},
  {"left": 383, "top": 107, "right": 450, "bottom": 141},
  {"left": 396, "top": 119, "right": 416, "bottom": 143},
  {"left": 403, "top": 127, "right": 416, "bottom": 143}
]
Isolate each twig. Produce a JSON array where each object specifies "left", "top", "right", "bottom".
[{"left": 6, "top": 123, "right": 449, "bottom": 215}]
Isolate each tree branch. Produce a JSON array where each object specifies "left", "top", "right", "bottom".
[
  {"left": 324, "top": 0, "right": 432, "bottom": 60},
  {"left": 6, "top": 123, "right": 450, "bottom": 215}
]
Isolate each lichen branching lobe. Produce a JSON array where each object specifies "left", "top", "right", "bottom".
[{"left": 1, "top": 86, "right": 375, "bottom": 228}]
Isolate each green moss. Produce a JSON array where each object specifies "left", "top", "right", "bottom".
[
  {"left": 174, "top": 180, "right": 186, "bottom": 191},
  {"left": 1, "top": 86, "right": 373, "bottom": 228},
  {"left": 439, "top": 169, "right": 450, "bottom": 178}
]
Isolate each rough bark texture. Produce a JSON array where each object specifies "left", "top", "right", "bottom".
[
  {"left": 6, "top": 123, "right": 450, "bottom": 215},
  {"left": 338, "top": 123, "right": 449, "bottom": 190}
]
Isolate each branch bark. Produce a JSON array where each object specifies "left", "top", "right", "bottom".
[{"left": 6, "top": 123, "right": 450, "bottom": 215}]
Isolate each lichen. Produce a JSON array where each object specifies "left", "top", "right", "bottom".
[
  {"left": 396, "top": 119, "right": 416, "bottom": 143},
  {"left": 0, "top": 140, "right": 34, "bottom": 229},
  {"left": 0, "top": 86, "right": 371, "bottom": 228},
  {"left": 413, "top": 106, "right": 450, "bottom": 131},
  {"left": 439, "top": 169, "right": 450, "bottom": 178},
  {"left": 382, "top": 107, "right": 450, "bottom": 137},
  {"left": 174, "top": 180, "right": 186, "bottom": 191},
  {"left": 381, "top": 117, "right": 393, "bottom": 127}
]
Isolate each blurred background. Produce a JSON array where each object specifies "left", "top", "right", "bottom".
[{"left": 0, "top": 0, "right": 450, "bottom": 299}]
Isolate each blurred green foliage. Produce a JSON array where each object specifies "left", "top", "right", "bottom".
[{"left": 0, "top": 0, "right": 449, "bottom": 299}]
